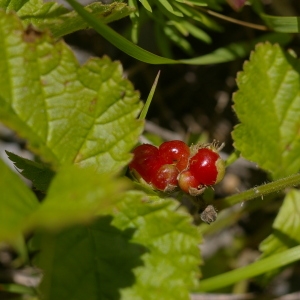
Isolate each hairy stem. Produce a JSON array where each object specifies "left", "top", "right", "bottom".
[{"left": 216, "top": 173, "right": 300, "bottom": 210}]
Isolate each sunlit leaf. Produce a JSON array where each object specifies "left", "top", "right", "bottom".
[
  {"left": 233, "top": 43, "right": 300, "bottom": 179},
  {"left": 0, "top": 0, "right": 133, "bottom": 38},
  {"left": 0, "top": 11, "right": 143, "bottom": 173}
]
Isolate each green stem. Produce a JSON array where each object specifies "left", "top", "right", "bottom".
[
  {"left": 197, "top": 245, "right": 300, "bottom": 292},
  {"left": 225, "top": 150, "right": 240, "bottom": 167},
  {"left": 216, "top": 173, "right": 300, "bottom": 210}
]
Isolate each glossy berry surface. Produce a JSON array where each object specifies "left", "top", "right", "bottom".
[
  {"left": 129, "top": 143, "right": 180, "bottom": 191},
  {"left": 129, "top": 141, "right": 225, "bottom": 194},
  {"left": 158, "top": 140, "right": 190, "bottom": 171},
  {"left": 178, "top": 170, "right": 199, "bottom": 194},
  {"left": 151, "top": 164, "right": 179, "bottom": 192},
  {"left": 129, "top": 144, "right": 161, "bottom": 183},
  {"left": 189, "top": 148, "right": 225, "bottom": 186}
]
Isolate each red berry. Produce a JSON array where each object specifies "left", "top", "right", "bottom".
[
  {"left": 129, "top": 144, "right": 161, "bottom": 183},
  {"left": 151, "top": 164, "right": 179, "bottom": 192},
  {"left": 158, "top": 140, "right": 190, "bottom": 171},
  {"left": 189, "top": 148, "right": 225, "bottom": 186},
  {"left": 178, "top": 170, "right": 199, "bottom": 194},
  {"left": 129, "top": 143, "right": 180, "bottom": 191},
  {"left": 130, "top": 144, "right": 158, "bottom": 165}
]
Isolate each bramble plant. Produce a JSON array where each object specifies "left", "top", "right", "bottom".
[{"left": 1, "top": 0, "right": 300, "bottom": 299}]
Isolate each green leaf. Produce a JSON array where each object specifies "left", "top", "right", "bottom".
[
  {"left": 0, "top": 11, "right": 143, "bottom": 173},
  {"left": 164, "top": 25, "right": 194, "bottom": 55},
  {"left": 260, "top": 189, "right": 300, "bottom": 258},
  {"left": 33, "top": 216, "right": 146, "bottom": 300},
  {"left": 181, "top": 21, "right": 212, "bottom": 44},
  {"left": 157, "top": 0, "right": 183, "bottom": 17},
  {"left": 33, "top": 191, "right": 201, "bottom": 299},
  {"left": 174, "top": 0, "right": 207, "bottom": 6},
  {"left": 66, "top": 0, "right": 176, "bottom": 64},
  {"left": 261, "top": 13, "right": 300, "bottom": 33},
  {"left": 139, "top": 71, "right": 160, "bottom": 120},
  {"left": 25, "top": 166, "right": 129, "bottom": 231},
  {"left": 6, "top": 151, "right": 55, "bottom": 192},
  {"left": 173, "top": 2, "right": 222, "bottom": 32},
  {"left": 0, "top": 0, "right": 133, "bottom": 38},
  {"left": 197, "top": 245, "right": 300, "bottom": 292},
  {"left": 0, "top": 158, "right": 39, "bottom": 243},
  {"left": 232, "top": 43, "right": 300, "bottom": 179},
  {"left": 66, "top": 0, "right": 291, "bottom": 65},
  {"left": 139, "top": 0, "right": 152, "bottom": 12},
  {"left": 255, "top": 190, "right": 300, "bottom": 283},
  {"left": 155, "top": 20, "right": 173, "bottom": 58},
  {"left": 113, "top": 193, "right": 201, "bottom": 299}
]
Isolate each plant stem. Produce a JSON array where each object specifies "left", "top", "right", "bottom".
[
  {"left": 198, "top": 7, "right": 269, "bottom": 31},
  {"left": 215, "top": 173, "right": 300, "bottom": 210}
]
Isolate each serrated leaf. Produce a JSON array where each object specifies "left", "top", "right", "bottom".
[
  {"left": 0, "top": 11, "right": 143, "bottom": 173},
  {"left": 1, "top": 0, "right": 133, "bottom": 38},
  {"left": 33, "top": 191, "right": 201, "bottom": 299},
  {"left": 6, "top": 151, "right": 55, "bottom": 191},
  {"left": 0, "top": 158, "right": 39, "bottom": 242},
  {"left": 33, "top": 216, "right": 147, "bottom": 300},
  {"left": 113, "top": 193, "right": 201, "bottom": 299},
  {"left": 232, "top": 43, "right": 300, "bottom": 179},
  {"left": 25, "top": 166, "right": 129, "bottom": 231}
]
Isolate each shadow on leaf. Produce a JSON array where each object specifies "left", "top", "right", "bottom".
[{"left": 35, "top": 215, "right": 147, "bottom": 300}]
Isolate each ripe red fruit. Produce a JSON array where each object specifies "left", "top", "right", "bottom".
[
  {"left": 189, "top": 148, "right": 225, "bottom": 186},
  {"left": 151, "top": 164, "right": 179, "bottom": 192},
  {"left": 129, "top": 141, "right": 225, "bottom": 195},
  {"left": 129, "top": 144, "right": 161, "bottom": 183},
  {"left": 158, "top": 140, "right": 190, "bottom": 171},
  {"left": 178, "top": 170, "right": 199, "bottom": 194},
  {"left": 129, "top": 143, "right": 179, "bottom": 191}
]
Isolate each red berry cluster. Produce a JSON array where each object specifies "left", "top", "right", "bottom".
[{"left": 129, "top": 140, "right": 225, "bottom": 195}]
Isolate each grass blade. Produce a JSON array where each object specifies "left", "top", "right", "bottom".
[
  {"left": 139, "top": 71, "right": 160, "bottom": 120},
  {"left": 198, "top": 245, "right": 300, "bottom": 292}
]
